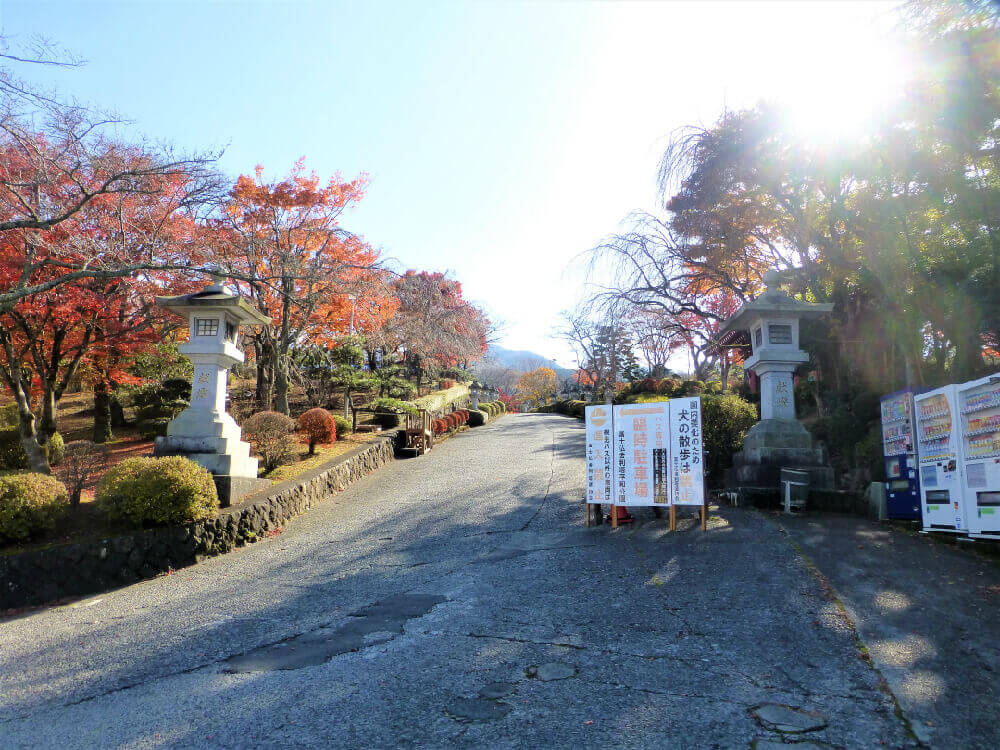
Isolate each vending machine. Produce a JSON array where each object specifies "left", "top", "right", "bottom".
[
  {"left": 915, "top": 386, "right": 967, "bottom": 533},
  {"left": 880, "top": 389, "right": 922, "bottom": 520},
  {"left": 956, "top": 374, "right": 1000, "bottom": 539}
]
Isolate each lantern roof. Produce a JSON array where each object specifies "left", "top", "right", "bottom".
[
  {"left": 155, "top": 282, "right": 271, "bottom": 326},
  {"left": 717, "top": 270, "right": 832, "bottom": 337}
]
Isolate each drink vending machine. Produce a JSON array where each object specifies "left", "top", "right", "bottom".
[
  {"left": 915, "top": 386, "right": 967, "bottom": 533},
  {"left": 879, "top": 389, "right": 922, "bottom": 520},
  {"left": 957, "top": 374, "right": 1000, "bottom": 539}
]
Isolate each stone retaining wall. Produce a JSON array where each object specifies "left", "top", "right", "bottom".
[{"left": 0, "top": 435, "right": 395, "bottom": 610}]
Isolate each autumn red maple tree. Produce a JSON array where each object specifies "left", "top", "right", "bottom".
[
  {"left": 377, "top": 270, "right": 488, "bottom": 393},
  {"left": 213, "top": 160, "right": 389, "bottom": 413},
  {"left": 0, "top": 145, "right": 205, "bottom": 471}
]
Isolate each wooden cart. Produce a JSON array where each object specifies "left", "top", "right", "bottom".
[{"left": 401, "top": 409, "right": 433, "bottom": 456}]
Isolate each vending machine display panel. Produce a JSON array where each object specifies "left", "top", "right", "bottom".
[
  {"left": 880, "top": 389, "right": 922, "bottom": 520},
  {"left": 958, "top": 374, "right": 1000, "bottom": 539},
  {"left": 915, "top": 386, "right": 966, "bottom": 533}
]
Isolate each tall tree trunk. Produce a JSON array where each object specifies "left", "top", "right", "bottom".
[
  {"left": 275, "top": 355, "right": 290, "bottom": 415},
  {"left": 0, "top": 330, "right": 48, "bottom": 472},
  {"left": 254, "top": 349, "right": 268, "bottom": 410},
  {"left": 273, "top": 277, "right": 293, "bottom": 416},
  {"left": 17, "top": 407, "right": 49, "bottom": 473},
  {"left": 37, "top": 384, "right": 57, "bottom": 444},
  {"left": 110, "top": 393, "right": 126, "bottom": 428},
  {"left": 93, "top": 379, "right": 113, "bottom": 443}
]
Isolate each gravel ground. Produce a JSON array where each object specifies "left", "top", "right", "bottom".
[{"left": 1, "top": 414, "right": 918, "bottom": 748}]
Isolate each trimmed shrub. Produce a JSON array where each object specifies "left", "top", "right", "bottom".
[
  {"left": 468, "top": 409, "right": 487, "bottom": 427},
  {"left": 46, "top": 431, "right": 65, "bottom": 466},
  {"left": 566, "top": 400, "right": 586, "bottom": 418},
  {"left": 0, "top": 472, "right": 69, "bottom": 543},
  {"left": 371, "top": 397, "right": 418, "bottom": 429},
  {"left": 699, "top": 393, "right": 758, "bottom": 482},
  {"left": 387, "top": 379, "right": 417, "bottom": 400},
  {"left": 0, "top": 403, "right": 18, "bottom": 429},
  {"left": 97, "top": 456, "right": 218, "bottom": 527},
  {"left": 298, "top": 407, "right": 336, "bottom": 454},
  {"left": 656, "top": 378, "right": 678, "bottom": 395},
  {"left": 677, "top": 379, "right": 706, "bottom": 396},
  {"left": 243, "top": 411, "right": 298, "bottom": 473},
  {"left": 440, "top": 378, "right": 456, "bottom": 390},
  {"left": 0, "top": 430, "right": 64, "bottom": 470},
  {"left": 333, "top": 415, "right": 351, "bottom": 439},
  {"left": 133, "top": 378, "right": 191, "bottom": 438},
  {"left": 0, "top": 430, "right": 28, "bottom": 470}
]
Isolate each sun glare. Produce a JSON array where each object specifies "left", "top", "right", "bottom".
[{"left": 770, "top": 7, "right": 910, "bottom": 143}]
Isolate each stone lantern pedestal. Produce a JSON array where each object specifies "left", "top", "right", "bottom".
[
  {"left": 717, "top": 271, "right": 836, "bottom": 494},
  {"left": 153, "top": 282, "right": 271, "bottom": 506}
]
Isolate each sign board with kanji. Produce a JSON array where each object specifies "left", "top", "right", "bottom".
[
  {"left": 585, "top": 405, "right": 615, "bottom": 507},
  {"left": 669, "top": 398, "right": 705, "bottom": 505},
  {"left": 612, "top": 404, "right": 670, "bottom": 506}
]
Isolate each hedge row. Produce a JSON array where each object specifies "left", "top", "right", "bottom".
[
  {"left": 431, "top": 403, "right": 504, "bottom": 436},
  {"left": 479, "top": 401, "right": 506, "bottom": 418},
  {"left": 1, "top": 455, "right": 220, "bottom": 545}
]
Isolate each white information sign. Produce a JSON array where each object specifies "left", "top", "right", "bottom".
[
  {"left": 585, "top": 405, "right": 615, "bottom": 506},
  {"left": 669, "top": 398, "right": 706, "bottom": 505},
  {"left": 611, "top": 403, "right": 670, "bottom": 506}
]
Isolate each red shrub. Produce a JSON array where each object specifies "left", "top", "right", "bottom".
[
  {"left": 298, "top": 408, "right": 336, "bottom": 454},
  {"left": 432, "top": 419, "right": 447, "bottom": 435},
  {"left": 441, "top": 379, "right": 456, "bottom": 389},
  {"left": 656, "top": 378, "right": 678, "bottom": 395}
]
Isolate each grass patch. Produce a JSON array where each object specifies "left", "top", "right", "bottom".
[{"left": 263, "top": 433, "right": 381, "bottom": 483}]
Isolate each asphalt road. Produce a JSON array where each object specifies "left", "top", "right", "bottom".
[{"left": 2, "top": 414, "right": 916, "bottom": 748}]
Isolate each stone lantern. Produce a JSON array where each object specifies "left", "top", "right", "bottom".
[
  {"left": 470, "top": 381, "right": 482, "bottom": 409},
  {"left": 153, "top": 280, "right": 271, "bottom": 506},
  {"left": 716, "top": 270, "right": 835, "bottom": 493}
]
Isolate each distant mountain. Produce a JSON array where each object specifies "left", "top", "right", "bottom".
[{"left": 485, "top": 345, "right": 575, "bottom": 380}]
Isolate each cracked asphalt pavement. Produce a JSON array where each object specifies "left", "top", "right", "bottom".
[{"left": 1, "top": 414, "right": 928, "bottom": 747}]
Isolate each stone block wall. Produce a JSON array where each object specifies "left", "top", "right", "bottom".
[{"left": 0, "top": 435, "right": 395, "bottom": 610}]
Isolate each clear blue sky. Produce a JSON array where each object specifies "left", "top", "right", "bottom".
[{"left": 1, "top": 0, "right": 902, "bottom": 370}]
